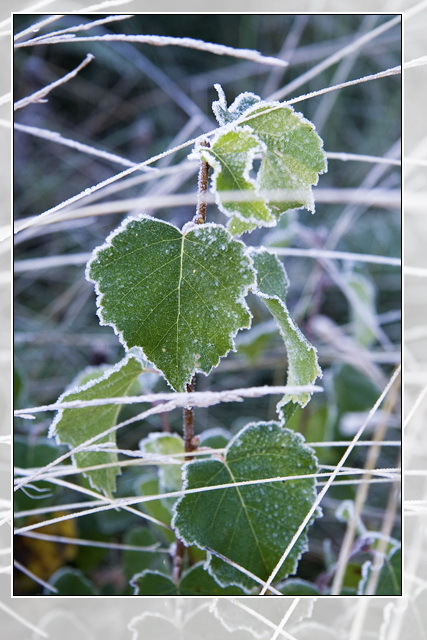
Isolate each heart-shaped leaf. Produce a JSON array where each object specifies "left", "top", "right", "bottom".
[
  {"left": 87, "top": 216, "right": 255, "bottom": 391},
  {"left": 172, "top": 421, "right": 320, "bottom": 592}
]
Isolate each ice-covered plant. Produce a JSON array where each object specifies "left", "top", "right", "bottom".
[{"left": 49, "top": 85, "right": 328, "bottom": 594}]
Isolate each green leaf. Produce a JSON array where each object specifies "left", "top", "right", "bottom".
[
  {"left": 131, "top": 563, "right": 245, "bottom": 595},
  {"left": 359, "top": 546, "right": 401, "bottom": 596},
  {"left": 251, "top": 248, "right": 321, "bottom": 419},
  {"left": 212, "top": 84, "right": 262, "bottom": 125},
  {"left": 44, "top": 567, "right": 98, "bottom": 596},
  {"left": 135, "top": 474, "right": 175, "bottom": 544},
  {"left": 131, "top": 570, "right": 178, "bottom": 596},
  {"left": 139, "top": 433, "right": 184, "bottom": 510},
  {"left": 278, "top": 578, "right": 321, "bottom": 595},
  {"left": 196, "top": 86, "right": 327, "bottom": 235},
  {"left": 172, "top": 421, "right": 320, "bottom": 592},
  {"left": 196, "top": 129, "right": 275, "bottom": 232},
  {"left": 87, "top": 216, "right": 255, "bottom": 391},
  {"left": 49, "top": 355, "right": 144, "bottom": 497},
  {"left": 346, "top": 271, "right": 377, "bottom": 347},
  {"left": 199, "top": 427, "right": 231, "bottom": 450},
  {"left": 123, "top": 527, "right": 159, "bottom": 581}
]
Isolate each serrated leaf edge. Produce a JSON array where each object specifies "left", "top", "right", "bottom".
[
  {"left": 48, "top": 354, "right": 143, "bottom": 493},
  {"left": 250, "top": 248, "right": 322, "bottom": 418},
  {"left": 86, "top": 215, "right": 256, "bottom": 391},
  {"left": 48, "top": 353, "right": 142, "bottom": 440},
  {"left": 171, "top": 420, "right": 320, "bottom": 592},
  {"left": 193, "top": 99, "right": 327, "bottom": 233},
  {"left": 212, "top": 83, "right": 262, "bottom": 126},
  {"left": 191, "top": 130, "right": 278, "bottom": 229},
  {"left": 130, "top": 569, "right": 176, "bottom": 596}
]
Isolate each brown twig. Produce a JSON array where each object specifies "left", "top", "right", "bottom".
[
  {"left": 194, "top": 140, "right": 210, "bottom": 225},
  {"left": 173, "top": 147, "right": 210, "bottom": 583}
]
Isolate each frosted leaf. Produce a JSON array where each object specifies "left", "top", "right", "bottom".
[
  {"left": 172, "top": 421, "right": 320, "bottom": 592},
  {"left": 195, "top": 88, "right": 327, "bottom": 235},
  {"left": 139, "top": 433, "right": 184, "bottom": 511},
  {"left": 131, "top": 563, "right": 245, "bottom": 595},
  {"left": 212, "top": 83, "right": 262, "bottom": 125},
  {"left": 49, "top": 355, "right": 144, "bottom": 497},
  {"left": 251, "top": 249, "right": 321, "bottom": 420},
  {"left": 87, "top": 216, "right": 255, "bottom": 391}
]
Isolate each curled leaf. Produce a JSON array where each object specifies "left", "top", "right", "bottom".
[{"left": 251, "top": 248, "right": 321, "bottom": 420}]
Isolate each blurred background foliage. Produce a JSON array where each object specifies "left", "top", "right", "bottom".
[{"left": 14, "top": 13, "right": 401, "bottom": 595}]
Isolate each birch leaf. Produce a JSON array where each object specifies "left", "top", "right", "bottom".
[
  {"left": 196, "top": 86, "right": 327, "bottom": 235},
  {"left": 251, "top": 248, "right": 321, "bottom": 420},
  {"left": 49, "top": 355, "right": 144, "bottom": 497},
  {"left": 172, "top": 421, "right": 320, "bottom": 592},
  {"left": 87, "top": 217, "right": 255, "bottom": 391}
]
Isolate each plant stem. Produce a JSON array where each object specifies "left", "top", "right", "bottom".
[
  {"left": 194, "top": 139, "right": 210, "bottom": 225},
  {"left": 183, "top": 376, "right": 198, "bottom": 458},
  {"left": 173, "top": 146, "right": 210, "bottom": 584},
  {"left": 172, "top": 377, "right": 198, "bottom": 584}
]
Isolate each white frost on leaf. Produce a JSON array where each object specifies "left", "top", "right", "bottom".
[
  {"left": 250, "top": 248, "right": 322, "bottom": 420},
  {"left": 86, "top": 215, "right": 256, "bottom": 392}
]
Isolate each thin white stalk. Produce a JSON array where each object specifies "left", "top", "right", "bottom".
[
  {"left": 16, "top": 530, "right": 169, "bottom": 553},
  {"left": 14, "top": 33, "right": 289, "bottom": 69},
  {"left": 14, "top": 468, "right": 400, "bottom": 536},
  {"left": 13, "top": 245, "right": 400, "bottom": 275},
  {"left": 14, "top": 399, "right": 181, "bottom": 491},
  {"left": 404, "top": 0, "right": 427, "bottom": 19},
  {"left": 326, "top": 151, "right": 400, "bottom": 166},
  {"left": 16, "top": 500, "right": 110, "bottom": 518},
  {"left": 9, "top": 59, "right": 402, "bottom": 242},
  {"left": 15, "top": 461, "right": 399, "bottom": 485},
  {"left": 15, "top": 469, "right": 398, "bottom": 521},
  {"left": 270, "top": 247, "right": 400, "bottom": 267},
  {"left": 14, "top": 54, "right": 95, "bottom": 111},
  {"left": 286, "top": 66, "right": 401, "bottom": 107},
  {"left": 10, "top": 140, "right": 201, "bottom": 238},
  {"left": 11, "top": 121, "right": 145, "bottom": 169},
  {"left": 12, "top": 187, "right": 400, "bottom": 234},
  {"left": 15, "top": 252, "right": 92, "bottom": 272},
  {"left": 205, "top": 549, "right": 283, "bottom": 596},
  {"left": 14, "top": 14, "right": 65, "bottom": 42},
  {"left": 14, "top": 384, "right": 322, "bottom": 417},
  {"left": 14, "top": 560, "right": 58, "bottom": 593},
  {"left": 15, "top": 470, "right": 171, "bottom": 531},
  {"left": 405, "top": 55, "right": 427, "bottom": 69},
  {"left": 19, "top": 14, "right": 133, "bottom": 45},
  {"left": 270, "top": 15, "right": 401, "bottom": 100}
]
